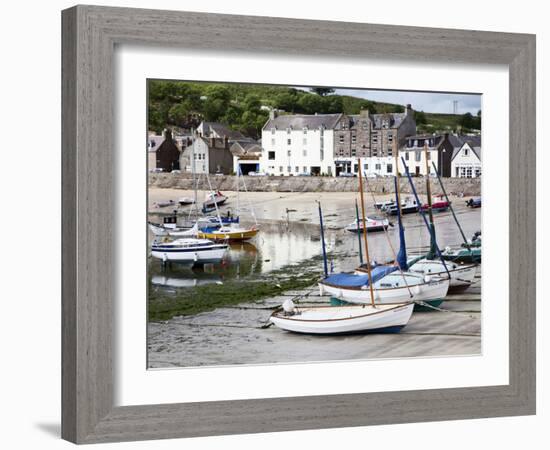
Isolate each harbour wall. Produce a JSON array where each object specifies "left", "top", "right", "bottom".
[{"left": 148, "top": 173, "right": 481, "bottom": 196}]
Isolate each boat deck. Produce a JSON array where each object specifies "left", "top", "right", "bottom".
[{"left": 148, "top": 269, "right": 481, "bottom": 368}]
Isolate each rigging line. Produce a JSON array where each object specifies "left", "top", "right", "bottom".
[{"left": 363, "top": 174, "right": 413, "bottom": 297}]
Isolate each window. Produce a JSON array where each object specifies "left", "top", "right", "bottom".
[
  {"left": 351, "top": 148, "right": 356, "bottom": 156},
  {"left": 353, "top": 164, "right": 359, "bottom": 173},
  {"left": 375, "top": 163, "right": 381, "bottom": 170},
  {"left": 268, "top": 151, "right": 275, "bottom": 160},
  {"left": 303, "top": 128, "right": 308, "bottom": 134},
  {"left": 295, "top": 166, "right": 299, "bottom": 173},
  {"left": 286, "top": 128, "right": 291, "bottom": 134},
  {"left": 388, "top": 148, "right": 393, "bottom": 156},
  {"left": 415, "top": 151, "right": 421, "bottom": 162},
  {"left": 387, "top": 163, "right": 393, "bottom": 173},
  {"left": 287, "top": 149, "right": 291, "bottom": 157},
  {"left": 364, "top": 163, "right": 368, "bottom": 170},
  {"left": 271, "top": 128, "right": 276, "bottom": 134},
  {"left": 287, "top": 166, "right": 291, "bottom": 173},
  {"left": 287, "top": 139, "right": 291, "bottom": 145},
  {"left": 351, "top": 134, "right": 357, "bottom": 143},
  {"left": 303, "top": 166, "right": 307, "bottom": 173},
  {"left": 405, "top": 152, "right": 410, "bottom": 161},
  {"left": 362, "top": 121, "right": 368, "bottom": 129},
  {"left": 279, "top": 166, "right": 283, "bottom": 173},
  {"left": 427, "top": 152, "right": 431, "bottom": 160},
  {"left": 271, "top": 138, "right": 275, "bottom": 145},
  {"left": 303, "top": 149, "right": 307, "bottom": 157},
  {"left": 464, "top": 148, "right": 469, "bottom": 156},
  {"left": 339, "top": 134, "right": 345, "bottom": 144}
]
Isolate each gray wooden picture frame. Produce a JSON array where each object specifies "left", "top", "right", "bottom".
[{"left": 61, "top": 5, "right": 536, "bottom": 444}]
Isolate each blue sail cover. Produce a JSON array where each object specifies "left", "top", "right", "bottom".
[
  {"left": 324, "top": 265, "right": 398, "bottom": 287},
  {"left": 394, "top": 176, "right": 408, "bottom": 271}
]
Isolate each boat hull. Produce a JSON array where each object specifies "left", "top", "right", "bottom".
[
  {"left": 198, "top": 228, "right": 259, "bottom": 241},
  {"left": 408, "top": 259, "right": 477, "bottom": 291},
  {"left": 269, "top": 303, "right": 414, "bottom": 335},
  {"left": 151, "top": 245, "right": 227, "bottom": 263},
  {"left": 319, "top": 274, "right": 449, "bottom": 305}
]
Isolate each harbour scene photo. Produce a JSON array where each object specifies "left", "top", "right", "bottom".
[{"left": 146, "top": 81, "right": 482, "bottom": 368}]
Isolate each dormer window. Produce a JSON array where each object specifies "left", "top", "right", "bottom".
[
  {"left": 303, "top": 127, "right": 308, "bottom": 134},
  {"left": 286, "top": 127, "right": 291, "bottom": 134},
  {"left": 271, "top": 128, "right": 276, "bottom": 134}
]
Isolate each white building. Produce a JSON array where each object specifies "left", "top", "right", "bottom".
[
  {"left": 451, "top": 139, "right": 482, "bottom": 178},
  {"left": 399, "top": 135, "right": 446, "bottom": 176},
  {"left": 260, "top": 113, "right": 341, "bottom": 176}
]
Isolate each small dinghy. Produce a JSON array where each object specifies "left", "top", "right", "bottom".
[
  {"left": 345, "top": 217, "right": 390, "bottom": 233},
  {"left": 203, "top": 191, "right": 227, "bottom": 209},
  {"left": 421, "top": 195, "right": 450, "bottom": 213},
  {"left": 154, "top": 199, "right": 177, "bottom": 208},
  {"left": 151, "top": 238, "right": 228, "bottom": 263},
  {"left": 383, "top": 197, "right": 419, "bottom": 215},
  {"left": 178, "top": 197, "right": 195, "bottom": 206},
  {"left": 269, "top": 300, "right": 414, "bottom": 335}
]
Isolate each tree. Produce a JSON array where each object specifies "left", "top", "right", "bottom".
[
  {"left": 310, "top": 87, "right": 335, "bottom": 96},
  {"left": 415, "top": 110, "right": 427, "bottom": 125},
  {"left": 460, "top": 112, "right": 475, "bottom": 130}
]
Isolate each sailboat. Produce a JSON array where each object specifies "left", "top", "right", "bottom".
[
  {"left": 269, "top": 199, "right": 414, "bottom": 335},
  {"left": 424, "top": 161, "right": 482, "bottom": 264},
  {"left": 318, "top": 158, "right": 449, "bottom": 306},
  {"left": 197, "top": 169, "right": 259, "bottom": 241},
  {"left": 405, "top": 148, "right": 477, "bottom": 292}
]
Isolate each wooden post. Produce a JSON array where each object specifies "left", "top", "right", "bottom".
[{"left": 357, "top": 158, "right": 376, "bottom": 307}]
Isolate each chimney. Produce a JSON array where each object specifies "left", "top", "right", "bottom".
[
  {"left": 360, "top": 109, "right": 369, "bottom": 118},
  {"left": 163, "top": 128, "right": 172, "bottom": 140},
  {"left": 210, "top": 137, "right": 215, "bottom": 148},
  {"left": 405, "top": 104, "right": 412, "bottom": 115},
  {"left": 269, "top": 109, "right": 277, "bottom": 120},
  {"left": 224, "top": 135, "right": 229, "bottom": 149}
]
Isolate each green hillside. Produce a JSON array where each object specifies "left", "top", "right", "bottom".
[{"left": 148, "top": 80, "right": 480, "bottom": 139}]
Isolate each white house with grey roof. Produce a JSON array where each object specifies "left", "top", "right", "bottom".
[
  {"left": 260, "top": 112, "right": 341, "bottom": 176},
  {"left": 450, "top": 136, "right": 482, "bottom": 178}
]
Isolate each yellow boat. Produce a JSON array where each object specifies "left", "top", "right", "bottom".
[{"left": 198, "top": 225, "right": 259, "bottom": 241}]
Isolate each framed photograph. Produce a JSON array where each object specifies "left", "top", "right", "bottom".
[{"left": 62, "top": 5, "right": 536, "bottom": 444}]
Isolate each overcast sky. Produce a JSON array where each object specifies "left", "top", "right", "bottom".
[{"left": 297, "top": 87, "right": 481, "bottom": 115}]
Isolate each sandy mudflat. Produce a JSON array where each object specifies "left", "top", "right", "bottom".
[{"left": 147, "top": 187, "right": 482, "bottom": 368}]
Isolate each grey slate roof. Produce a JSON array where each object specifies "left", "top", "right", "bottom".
[
  {"left": 230, "top": 140, "right": 262, "bottom": 157},
  {"left": 263, "top": 113, "right": 343, "bottom": 130},
  {"left": 369, "top": 113, "right": 407, "bottom": 129},
  {"left": 449, "top": 135, "right": 482, "bottom": 160},
  {"left": 402, "top": 134, "right": 446, "bottom": 149},
  {"left": 201, "top": 122, "right": 249, "bottom": 141},
  {"left": 148, "top": 135, "right": 165, "bottom": 152}
]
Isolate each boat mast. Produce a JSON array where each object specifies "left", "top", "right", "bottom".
[
  {"left": 394, "top": 144, "right": 402, "bottom": 215},
  {"left": 358, "top": 158, "right": 376, "bottom": 307},
  {"left": 401, "top": 157, "right": 450, "bottom": 277},
  {"left": 423, "top": 141, "right": 437, "bottom": 259},
  {"left": 318, "top": 201, "right": 329, "bottom": 278},
  {"left": 431, "top": 161, "right": 470, "bottom": 248},
  {"left": 355, "top": 199, "right": 364, "bottom": 265},
  {"left": 192, "top": 129, "right": 199, "bottom": 217}
]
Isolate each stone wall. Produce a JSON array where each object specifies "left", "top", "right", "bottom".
[{"left": 148, "top": 173, "right": 481, "bottom": 196}]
